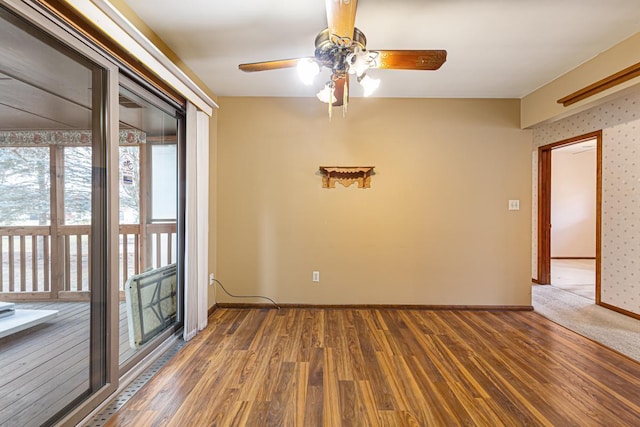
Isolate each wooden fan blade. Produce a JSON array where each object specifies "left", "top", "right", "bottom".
[
  {"left": 332, "top": 74, "right": 349, "bottom": 106},
  {"left": 239, "top": 57, "right": 313, "bottom": 72},
  {"left": 325, "top": 0, "right": 358, "bottom": 43},
  {"left": 370, "top": 50, "right": 447, "bottom": 70}
]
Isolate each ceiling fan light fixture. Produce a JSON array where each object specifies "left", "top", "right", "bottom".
[
  {"left": 316, "top": 83, "right": 336, "bottom": 103},
  {"left": 297, "top": 58, "right": 320, "bottom": 85},
  {"left": 359, "top": 74, "right": 380, "bottom": 97},
  {"left": 347, "top": 47, "right": 371, "bottom": 77},
  {"left": 238, "top": 2, "right": 447, "bottom": 115}
]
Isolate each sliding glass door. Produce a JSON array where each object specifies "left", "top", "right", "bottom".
[
  {"left": 0, "top": 6, "right": 109, "bottom": 426},
  {"left": 0, "top": 2, "right": 187, "bottom": 424},
  {"left": 117, "top": 79, "right": 184, "bottom": 371}
]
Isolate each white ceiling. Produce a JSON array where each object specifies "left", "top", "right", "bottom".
[{"left": 123, "top": 0, "right": 640, "bottom": 100}]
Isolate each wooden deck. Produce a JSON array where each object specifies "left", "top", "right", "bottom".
[
  {"left": 105, "top": 308, "right": 640, "bottom": 426},
  {"left": 0, "top": 301, "right": 134, "bottom": 427}
]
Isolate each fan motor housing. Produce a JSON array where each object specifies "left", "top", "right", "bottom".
[{"left": 314, "top": 27, "right": 367, "bottom": 74}]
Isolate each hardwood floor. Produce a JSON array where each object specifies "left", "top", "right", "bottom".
[{"left": 104, "top": 308, "right": 640, "bottom": 426}]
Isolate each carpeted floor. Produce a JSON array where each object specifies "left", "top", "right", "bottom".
[
  {"left": 550, "top": 259, "right": 595, "bottom": 299},
  {"left": 532, "top": 284, "right": 640, "bottom": 362}
]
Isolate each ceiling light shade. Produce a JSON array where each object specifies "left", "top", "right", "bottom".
[
  {"left": 316, "top": 83, "right": 336, "bottom": 103},
  {"left": 359, "top": 74, "right": 380, "bottom": 97},
  {"left": 347, "top": 47, "right": 371, "bottom": 77},
  {"left": 297, "top": 58, "right": 320, "bottom": 85}
]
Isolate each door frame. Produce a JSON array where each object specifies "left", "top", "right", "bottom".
[{"left": 537, "top": 130, "right": 602, "bottom": 304}]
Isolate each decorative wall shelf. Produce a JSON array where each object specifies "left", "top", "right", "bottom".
[{"left": 319, "top": 166, "right": 375, "bottom": 189}]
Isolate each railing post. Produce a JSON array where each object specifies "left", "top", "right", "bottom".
[
  {"left": 0, "top": 236, "right": 3, "bottom": 291},
  {"left": 122, "top": 230, "right": 128, "bottom": 287},
  {"left": 49, "top": 145, "right": 64, "bottom": 299},
  {"left": 139, "top": 144, "right": 150, "bottom": 271},
  {"left": 8, "top": 236, "right": 14, "bottom": 292}
]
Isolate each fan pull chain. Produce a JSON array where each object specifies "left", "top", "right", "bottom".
[{"left": 343, "top": 79, "right": 348, "bottom": 117}]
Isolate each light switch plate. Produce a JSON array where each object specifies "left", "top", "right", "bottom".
[{"left": 508, "top": 200, "right": 520, "bottom": 210}]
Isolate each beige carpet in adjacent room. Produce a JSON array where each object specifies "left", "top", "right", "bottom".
[{"left": 532, "top": 284, "right": 640, "bottom": 362}]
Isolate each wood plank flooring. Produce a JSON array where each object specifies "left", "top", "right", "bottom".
[
  {"left": 0, "top": 301, "right": 90, "bottom": 427},
  {"left": 0, "top": 301, "right": 134, "bottom": 427},
  {"left": 104, "top": 308, "right": 640, "bottom": 426}
]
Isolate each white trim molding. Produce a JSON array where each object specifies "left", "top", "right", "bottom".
[{"left": 65, "top": 0, "right": 218, "bottom": 115}]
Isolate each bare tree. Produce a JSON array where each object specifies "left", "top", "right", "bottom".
[
  {"left": 0, "top": 145, "right": 140, "bottom": 226},
  {"left": 0, "top": 147, "right": 50, "bottom": 225}
]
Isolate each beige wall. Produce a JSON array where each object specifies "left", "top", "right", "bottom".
[
  {"left": 521, "top": 32, "right": 640, "bottom": 129},
  {"left": 215, "top": 97, "right": 532, "bottom": 306},
  {"left": 551, "top": 147, "right": 597, "bottom": 258}
]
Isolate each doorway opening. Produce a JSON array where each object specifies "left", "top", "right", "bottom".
[{"left": 537, "top": 131, "right": 601, "bottom": 303}]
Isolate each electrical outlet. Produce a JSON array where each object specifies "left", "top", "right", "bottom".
[
  {"left": 209, "top": 273, "right": 215, "bottom": 286},
  {"left": 312, "top": 271, "right": 320, "bottom": 282}
]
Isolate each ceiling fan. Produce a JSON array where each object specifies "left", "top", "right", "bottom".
[{"left": 239, "top": 0, "right": 447, "bottom": 115}]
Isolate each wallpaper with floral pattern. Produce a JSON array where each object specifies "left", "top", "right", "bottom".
[{"left": 532, "top": 91, "right": 640, "bottom": 315}]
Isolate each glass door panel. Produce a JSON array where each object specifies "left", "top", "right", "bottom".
[
  {"left": 0, "top": 6, "right": 107, "bottom": 426},
  {"left": 118, "top": 84, "right": 182, "bottom": 368}
]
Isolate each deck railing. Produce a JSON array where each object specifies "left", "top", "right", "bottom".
[{"left": 0, "top": 223, "right": 176, "bottom": 301}]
